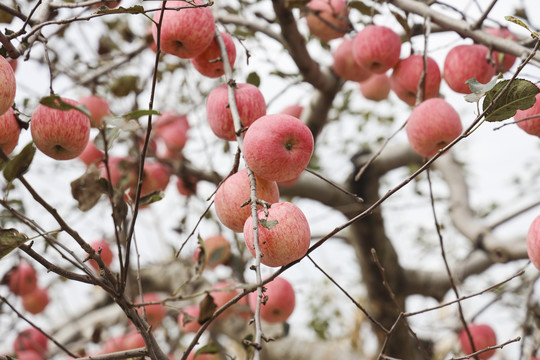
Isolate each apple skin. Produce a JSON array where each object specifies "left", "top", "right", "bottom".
[
  {"left": 484, "top": 27, "right": 517, "bottom": 73},
  {"left": 332, "top": 38, "right": 372, "bottom": 82},
  {"left": 210, "top": 281, "right": 240, "bottom": 317},
  {"left": 406, "top": 98, "right": 462, "bottom": 158},
  {"left": 243, "top": 201, "right": 310, "bottom": 267},
  {"left": 248, "top": 276, "right": 295, "bottom": 323},
  {"left": 88, "top": 239, "right": 114, "bottom": 271},
  {"left": 352, "top": 25, "right": 402, "bottom": 74},
  {"left": 152, "top": 0, "right": 215, "bottom": 59},
  {"left": 280, "top": 104, "right": 304, "bottom": 118},
  {"left": 214, "top": 168, "right": 280, "bottom": 232},
  {"left": 78, "top": 95, "right": 110, "bottom": 128},
  {"left": 242, "top": 114, "right": 314, "bottom": 182},
  {"left": 526, "top": 215, "right": 540, "bottom": 270},
  {"left": 100, "top": 156, "right": 132, "bottom": 189},
  {"left": 13, "top": 328, "right": 48, "bottom": 357},
  {"left": 514, "top": 88, "right": 540, "bottom": 138},
  {"left": 22, "top": 287, "right": 50, "bottom": 314},
  {"left": 206, "top": 83, "right": 266, "bottom": 141},
  {"left": 136, "top": 293, "right": 166, "bottom": 330},
  {"left": 391, "top": 55, "right": 441, "bottom": 106},
  {"left": 9, "top": 262, "right": 38, "bottom": 297},
  {"left": 139, "top": 161, "right": 171, "bottom": 197},
  {"left": 103, "top": 331, "right": 144, "bottom": 353},
  {"left": 458, "top": 324, "right": 497, "bottom": 360},
  {"left": 78, "top": 139, "right": 104, "bottom": 166},
  {"left": 305, "top": 0, "right": 350, "bottom": 42},
  {"left": 191, "top": 32, "right": 236, "bottom": 78},
  {"left": 153, "top": 111, "right": 190, "bottom": 153},
  {"left": 31, "top": 98, "right": 91, "bottom": 160},
  {"left": 193, "top": 234, "right": 231, "bottom": 268},
  {"left": 0, "top": 107, "right": 21, "bottom": 155},
  {"left": 359, "top": 73, "right": 391, "bottom": 102},
  {"left": 443, "top": 44, "right": 496, "bottom": 94},
  {"left": 0, "top": 55, "right": 16, "bottom": 116},
  {"left": 178, "top": 304, "right": 201, "bottom": 333}
]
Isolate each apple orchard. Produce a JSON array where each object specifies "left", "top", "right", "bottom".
[{"left": 1, "top": 0, "right": 540, "bottom": 359}]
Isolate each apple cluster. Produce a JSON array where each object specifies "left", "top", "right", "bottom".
[{"left": 4, "top": 262, "right": 50, "bottom": 316}]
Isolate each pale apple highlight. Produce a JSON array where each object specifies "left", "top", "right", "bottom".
[{"left": 526, "top": 215, "right": 540, "bottom": 270}]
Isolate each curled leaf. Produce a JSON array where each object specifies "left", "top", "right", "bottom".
[{"left": 0, "top": 228, "right": 28, "bottom": 259}]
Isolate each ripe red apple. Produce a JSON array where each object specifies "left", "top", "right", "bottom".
[
  {"left": 0, "top": 107, "right": 21, "bottom": 155},
  {"left": 249, "top": 276, "right": 295, "bottom": 323},
  {"left": 242, "top": 114, "right": 314, "bottom": 182},
  {"left": 514, "top": 88, "right": 540, "bottom": 138},
  {"left": 78, "top": 95, "right": 110, "bottom": 128},
  {"left": 332, "top": 38, "right": 372, "bottom": 82},
  {"left": 406, "top": 98, "right": 462, "bottom": 157},
  {"left": 136, "top": 293, "right": 166, "bottom": 329},
  {"left": 391, "top": 54, "right": 441, "bottom": 106},
  {"left": 206, "top": 83, "right": 266, "bottom": 141},
  {"left": 191, "top": 32, "right": 236, "bottom": 78},
  {"left": 243, "top": 201, "right": 311, "bottom": 267},
  {"left": 13, "top": 328, "right": 48, "bottom": 357},
  {"left": 458, "top": 324, "right": 497, "bottom": 359},
  {"left": 443, "top": 44, "right": 496, "bottom": 94},
  {"left": 153, "top": 111, "right": 189, "bottom": 153},
  {"left": 22, "top": 287, "right": 50, "bottom": 314},
  {"left": 193, "top": 234, "right": 232, "bottom": 268},
  {"left": 9, "top": 262, "right": 38, "bottom": 297},
  {"left": 305, "top": 0, "right": 350, "bottom": 42},
  {"left": 100, "top": 156, "right": 132, "bottom": 189},
  {"left": 352, "top": 25, "right": 402, "bottom": 74},
  {"left": 152, "top": 0, "right": 215, "bottom": 59},
  {"left": 139, "top": 161, "right": 171, "bottom": 197},
  {"left": 0, "top": 55, "right": 16, "bottom": 116},
  {"left": 484, "top": 27, "right": 517, "bottom": 73},
  {"left": 359, "top": 73, "right": 391, "bottom": 102},
  {"left": 176, "top": 176, "right": 197, "bottom": 196},
  {"left": 78, "top": 139, "right": 104, "bottom": 166},
  {"left": 14, "top": 350, "right": 43, "bottom": 360},
  {"left": 121, "top": 331, "right": 145, "bottom": 350},
  {"left": 280, "top": 104, "right": 304, "bottom": 118},
  {"left": 210, "top": 281, "right": 240, "bottom": 312},
  {"left": 178, "top": 304, "right": 201, "bottom": 333},
  {"left": 31, "top": 98, "right": 91, "bottom": 160},
  {"left": 214, "top": 168, "right": 280, "bottom": 232},
  {"left": 526, "top": 215, "right": 540, "bottom": 270},
  {"left": 88, "top": 239, "right": 114, "bottom": 271}
]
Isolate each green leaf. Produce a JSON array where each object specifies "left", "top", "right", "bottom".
[
  {"left": 482, "top": 79, "right": 540, "bottom": 122},
  {"left": 3, "top": 142, "right": 35, "bottom": 182},
  {"left": 246, "top": 72, "right": 260, "bottom": 87},
  {"left": 259, "top": 218, "right": 278, "bottom": 229},
  {"left": 122, "top": 109, "right": 160, "bottom": 120},
  {"left": 0, "top": 228, "right": 28, "bottom": 259},
  {"left": 40, "top": 95, "right": 91, "bottom": 117},
  {"left": 505, "top": 16, "right": 540, "bottom": 39},
  {"left": 464, "top": 74, "right": 502, "bottom": 103},
  {"left": 139, "top": 190, "right": 165, "bottom": 206},
  {"left": 194, "top": 343, "right": 220, "bottom": 358}
]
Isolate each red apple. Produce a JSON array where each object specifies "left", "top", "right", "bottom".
[
  {"left": 458, "top": 324, "right": 497, "bottom": 359},
  {"left": 139, "top": 161, "right": 171, "bottom": 197},
  {"left": 249, "top": 276, "right": 295, "bottom": 323},
  {"left": 153, "top": 111, "right": 189, "bottom": 153},
  {"left": 9, "top": 262, "right": 38, "bottom": 297},
  {"left": 332, "top": 38, "right": 372, "bottom": 82},
  {"left": 22, "top": 287, "right": 50, "bottom": 314},
  {"left": 88, "top": 239, "right": 114, "bottom": 271},
  {"left": 391, "top": 55, "right": 441, "bottom": 106},
  {"left": 214, "top": 168, "right": 280, "bottom": 232},
  {"left": 242, "top": 114, "right": 314, "bottom": 182},
  {"left": 191, "top": 32, "right": 236, "bottom": 78},
  {"left": 193, "top": 234, "right": 232, "bottom": 268},
  {"left": 443, "top": 44, "right": 496, "bottom": 94},
  {"left": 243, "top": 201, "right": 311, "bottom": 267},
  {"left": 280, "top": 104, "right": 304, "bottom": 118},
  {"left": 152, "top": 0, "right": 215, "bottom": 59},
  {"left": 178, "top": 304, "right": 201, "bottom": 333},
  {"left": 514, "top": 88, "right": 540, "bottom": 138},
  {"left": 0, "top": 107, "right": 21, "bottom": 155},
  {"left": 305, "top": 0, "right": 350, "bottom": 42},
  {"left": 526, "top": 215, "right": 540, "bottom": 270},
  {"left": 206, "top": 83, "right": 266, "bottom": 141},
  {"left": 136, "top": 293, "right": 166, "bottom": 329},
  {"left": 484, "top": 27, "right": 517, "bottom": 73},
  {"left": 100, "top": 156, "right": 133, "bottom": 189},
  {"left": 0, "top": 55, "right": 16, "bottom": 116},
  {"left": 406, "top": 98, "right": 462, "bottom": 157},
  {"left": 359, "top": 73, "right": 391, "bottom": 102},
  {"left": 121, "top": 331, "right": 145, "bottom": 350},
  {"left": 31, "top": 98, "right": 91, "bottom": 160},
  {"left": 353, "top": 25, "right": 401, "bottom": 74},
  {"left": 13, "top": 328, "right": 48, "bottom": 357},
  {"left": 78, "top": 139, "right": 104, "bottom": 166},
  {"left": 14, "top": 350, "right": 43, "bottom": 360},
  {"left": 176, "top": 176, "right": 197, "bottom": 196},
  {"left": 78, "top": 95, "right": 110, "bottom": 128},
  {"left": 210, "top": 281, "right": 240, "bottom": 311}
]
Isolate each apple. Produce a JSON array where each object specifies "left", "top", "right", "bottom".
[
  {"left": 121, "top": 331, "right": 145, "bottom": 350},
  {"left": 249, "top": 276, "right": 295, "bottom": 323},
  {"left": 352, "top": 25, "right": 401, "bottom": 74},
  {"left": 280, "top": 104, "right": 304, "bottom": 118},
  {"left": 31, "top": 98, "right": 91, "bottom": 160},
  {"left": 0, "top": 55, "right": 16, "bottom": 116},
  {"left": 153, "top": 111, "right": 189, "bottom": 152},
  {"left": 443, "top": 44, "right": 496, "bottom": 94},
  {"left": 458, "top": 324, "right": 497, "bottom": 359},
  {"left": 178, "top": 304, "right": 201, "bottom": 333},
  {"left": 391, "top": 54, "right": 441, "bottom": 106},
  {"left": 22, "top": 287, "right": 50, "bottom": 314},
  {"left": 332, "top": 38, "right": 372, "bottom": 82},
  {"left": 406, "top": 98, "right": 462, "bottom": 157},
  {"left": 88, "top": 239, "right": 114, "bottom": 271},
  {"left": 359, "top": 73, "right": 391, "bottom": 102},
  {"left": 206, "top": 83, "right": 266, "bottom": 141},
  {"left": 13, "top": 328, "right": 48, "bottom": 357},
  {"left": 100, "top": 156, "right": 133, "bottom": 189},
  {"left": 193, "top": 234, "right": 231, "bottom": 268},
  {"left": 514, "top": 88, "right": 540, "bottom": 138},
  {"left": 526, "top": 215, "right": 540, "bottom": 270},
  {"left": 9, "top": 262, "right": 38, "bottom": 297},
  {"left": 78, "top": 95, "right": 110, "bottom": 128},
  {"left": 78, "top": 139, "right": 104, "bottom": 166},
  {"left": 0, "top": 107, "right": 21, "bottom": 155},
  {"left": 305, "top": 0, "right": 350, "bottom": 42},
  {"left": 210, "top": 281, "right": 240, "bottom": 312},
  {"left": 152, "top": 0, "right": 215, "bottom": 59},
  {"left": 214, "top": 168, "right": 280, "bottom": 232},
  {"left": 242, "top": 114, "right": 314, "bottom": 182},
  {"left": 14, "top": 350, "right": 43, "bottom": 360},
  {"left": 243, "top": 201, "right": 311, "bottom": 267},
  {"left": 191, "top": 32, "right": 236, "bottom": 78},
  {"left": 136, "top": 293, "right": 166, "bottom": 329},
  {"left": 484, "top": 27, "right": 517, "bottom": 73},
  {"left": 176, "top": 176, "right": 197, "bottom": 196},
  {"left": 138, "top": 161, "right": 171, "bottom": 197}
]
